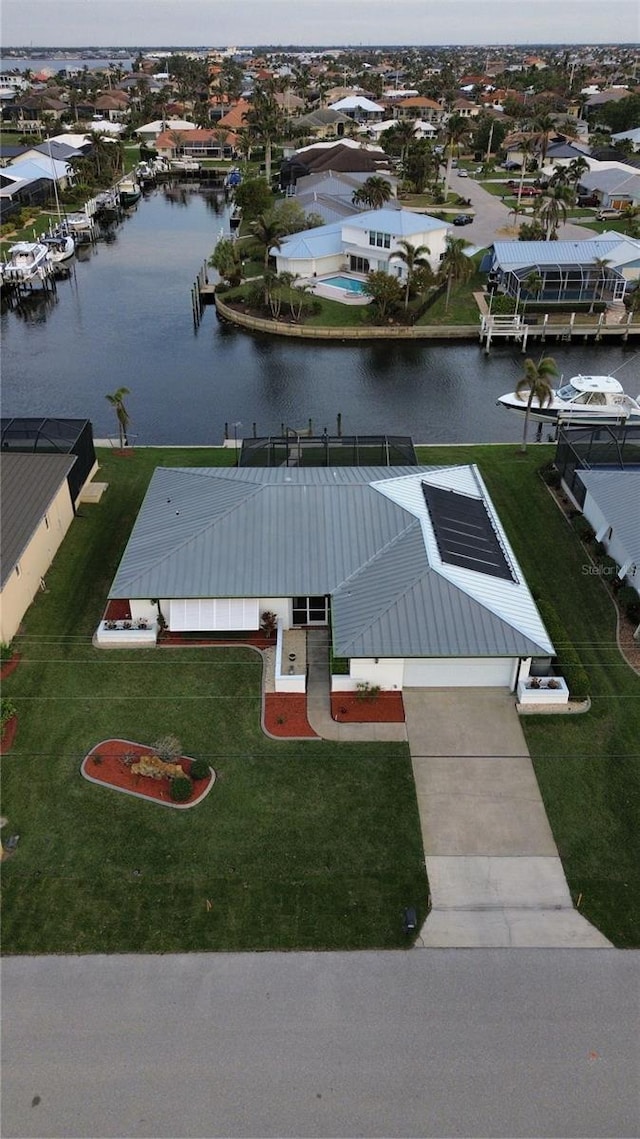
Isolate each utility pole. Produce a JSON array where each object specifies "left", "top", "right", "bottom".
[{"left": 485, "top": 119, "right": 495, "bottom": 166}]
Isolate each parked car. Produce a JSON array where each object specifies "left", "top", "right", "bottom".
[
  {"left": 453, "top": 213, "right": 474, "bottom": 225},
  {"left": 456, "top": 168, "right": 469, "bottom": 178},
  {"left": 596, "top": 207, "right": 622, "bottom": 220}
]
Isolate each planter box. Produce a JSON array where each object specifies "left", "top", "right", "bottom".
[
  {"left": 517, "top": 676, "right": 569, "bottom": 705},
  {"left": 95, "top": 620, "right": 158, "bottom": 647}
]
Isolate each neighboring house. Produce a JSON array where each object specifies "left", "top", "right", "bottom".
[
  {"left": 487, "top": 238, "right": 640, "bottom": 304},
  {"left": 577, "top": 470, "right": 640, "bottom": 597},
  {"left": 328, "top": 95, "right": 385, "bottom": 122},
  {"left": 611, "top": 127, "right": 640, "bottom": 152},
  {"left": 103, "top": 464, "right": 554, "bottom": 691},
  {"left": 393, "top": 96, "right": 444, "bottom": 123},
  {"left": 578, "top": 164, "right": 640, "bottom": 210},
  {"left": 134, "top": 119, "right": 196, "bottom": 144},
  {"left": 273, "top": 207, "right": 450, "bottom": 278},
  {"left": 0, "top": 453, "right": 76, "bottom": 644},
  {"left": 291, "top": 108, "right": 352, "bottom": 139},
  {"left": 452, "top": 98, "right": 479, "bottom": 118},
  {"left": 292, "top": 169, "right": 398, "bottom": 225},
  {"left": 2, "top": 153, "right": 75, "bottom": 191},
  {"left": 154, "top": 127, "right": 236, "bottom": 160},
  {"left": 216, "top": 99, "right": 252, "bottom": 131},
  {"left": 280, "top": 139, "right": 392, "bottom": 190},
  {"left": 366, "top": 117, "right": 437, "bottom": 140}
]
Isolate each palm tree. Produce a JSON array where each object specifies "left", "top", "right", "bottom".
[
  {"left": 389, "top": 119, "right": 415, "bottom": 164},
  {"left": 515, "top": 356, "right": 558, "bottom": 452},
  {"left": 389, "top": 239, "right": 432, "bottom": 311},
  {"left": 438, "top": 235, "right": 472, "bottom": 312},
  {"left": 532, "top": 113, "right": 556, "bottom": 167},
  {"left": 352, "top": 175, "right": 392, "bottom": 210},
  {"left": 246, "top": 87, "right": 284, "bottom": 184},
  {"left": 105, "top": 387, "right": 131, "bottom": 449},
  {"left": 442, "top": 114, "right": 469, "bottom": 198},
  {"left": 250, "top": 213, "right": 284, "bottom": 271},
  {"left": 535, "top": 186, "right": 569, "bottom": 239},
  {"left": 590, "top": 257, "right": 612, "bottom": 310}
]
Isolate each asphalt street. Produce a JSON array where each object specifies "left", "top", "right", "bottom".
[
  {"left": 446, "top": 174, "right": 596, "bottom": 252},
  {"left": 2, "top": 949, "right": 639, "bottom": 1139}
]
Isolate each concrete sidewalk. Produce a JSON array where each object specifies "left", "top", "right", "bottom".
[
  {"left": 405, "top": 689, "right": 611, "bottom": 949},
  {"left": 305, "top": 630, "right": 407, "bottom": 742}
]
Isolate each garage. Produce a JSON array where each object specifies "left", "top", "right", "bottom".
[
  {"left": 169, "top": 598, "right": 259, "bottom": 632},
  {"left": 403, "top": 657, "right": 517, "bottom": 688}
]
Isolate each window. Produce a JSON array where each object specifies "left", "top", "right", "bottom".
[
  {"left": 292, "top": 596, "right": 328, "bottom": 625},
  {"left": 349, "top": 255, "right": 369, "bottom": 273},
  {"left": 368, "top": 230, "right": 391, "bottom": 249}
]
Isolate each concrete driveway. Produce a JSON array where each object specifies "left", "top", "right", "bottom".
[
  {"left": 447, "top": 174, "right": 598, "bottom": 250},
  {"left": 405, "top": 688, "right": 611, "bottom": 948}
]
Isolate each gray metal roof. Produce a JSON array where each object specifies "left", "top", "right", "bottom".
[
  {"left": 109, "top": 465, "right": 552, "bottom": 658},
  {"left": 0, "top": 453, "right": 76, "bottom": 589},
  {"left": 492, "top": 240, "right": 622, "bottom": 270},
  {"left": 578, "top": 470, "right": 640, "bottom": 570}
]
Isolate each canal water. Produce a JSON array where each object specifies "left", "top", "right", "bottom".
[{"left": 2, "top": 185, "right": 638, "bottom": 445}]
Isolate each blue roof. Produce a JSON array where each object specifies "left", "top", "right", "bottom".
[
  {"left": 491, "top": 240, "right": 623, "bottom": 269},
  {"left": 346, "top": 207, "right": 448, "bottom": 236},
  {"left": 273, "top": 220, "right": 343, "bottom": 259}
]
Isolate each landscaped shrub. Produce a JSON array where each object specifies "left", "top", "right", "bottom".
[
  {"left": 170, "top": 775, "right": 193, "bottom": 802},
  {"left": 0, "top": 641, "right": 14, "bottom": 661},
  {"left": 617, "top": 587, "right": 640, "bottom": 624},
  {"left": 538, "top": 600, "right": 590, "bottom": 701},
  {"left": 260, "top": 610, "right": 278, "bottom": 637},
  {"left": 153, "top": 734, "right": 182, "bottom": 761},
  {"left": 572, "top": 515, "right": 595, "bottom": 543},
  {"left": 539, "top": 463, "right": 561, "bottom": 488},
  {"left": 1, "top": 698, "right": 17, "bottom": 731},
  {"left": 330, "top": 653, "right": 350, "bottom": 675},
  {"left": 189, "top": 759, "right": 210, "bottom": 781}
]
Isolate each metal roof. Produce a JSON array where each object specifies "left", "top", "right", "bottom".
[
  {"left": 0, "top": 453, "right": 76, "bottom": 589},
  {"left": 346, "top": 207, "right": 448, "bottom": 236},
  {"left": 491, "top": 240, "right": 623, "bottom": 271},
  {"left": 109, "top": 465, "right": 553, "bottom": 659},
  {"left": 577, "top": 470, "right": 640, "bottom": 571}
]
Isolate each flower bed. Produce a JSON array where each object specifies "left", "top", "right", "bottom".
[
  {"left": 264, "top": 694, "right": 318, "bottom": 738},
  {"left": 0, "top": 654, "right": 21, "bottom": 681},
  {"left": 331, "top": 692, "right": 405, "bottom": 723},
  {"left": 0, "top": 715, "right": 18, "bottom": 755},
  {"left": 81, "top": 739, "right": 215, "bottom": 808}
]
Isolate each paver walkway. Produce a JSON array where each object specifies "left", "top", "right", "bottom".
[{"left": 405, "top": 689, "right": 611, "bottom": 948}]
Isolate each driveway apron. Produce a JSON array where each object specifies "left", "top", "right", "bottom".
[{"left": 405, "top": 688, "right": 612, "bottom": 948}]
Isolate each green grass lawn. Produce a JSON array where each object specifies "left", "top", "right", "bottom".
[
  {"left": 0, "top": 447, "right": 427, "bottom": 954},
  {"left": 417, "top": 445, "right": 640, "bottom": 947},
  {"left": 415, "top": 267, "right": 485, "bottom": 326}
]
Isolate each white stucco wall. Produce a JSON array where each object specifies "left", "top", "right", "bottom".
[
  {"left": 275, "top": 253, "right": 345, "bottom": 277},
  {"left": 0, "top": 479, "right": 74, "bottom": 644},
  {"left": 341, "top": 220, "right": 449, "bottom": 273}
]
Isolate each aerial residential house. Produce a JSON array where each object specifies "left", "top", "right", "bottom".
[
  {"left": 452, "top": 98, "right": 479, "bottom": 118},
  {"left": 280, "top": 139, "right": 392, "bottom": 191},
  {"left": 153, "top": 127, "right": 236, "bottom": 160},
  {"left": 487, "top": 238, "right": 640, "bottom": 305},
  {"left": 393, "top": 96, "right": 445, "bottom": 124},
  {"left": 292, "top": 169, "right": 398, "bottom": 224},
  {"left": 134, "top": 119, "right": 196, "bottom": 144},
  {"left": 100, "top": 464, "right": 555, "bottom": 691},
  {"left": 578, "top": 164, "right": 640, "bottom": 210},
  {"left": 291, "top": 108, "right": 352, "bottom": 139},
  {"left": 216, "top": 99, "right": 251, "bottom": 131},
  {"left": 273, "top": 206, "right": 450, "bottom": 278},
  {"left": 327, "top": 95, "right": 385, "bottom": 122}
]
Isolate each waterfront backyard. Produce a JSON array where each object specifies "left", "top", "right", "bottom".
[{"left": 1, "top": 444, "right": 638, "bottom": 952}]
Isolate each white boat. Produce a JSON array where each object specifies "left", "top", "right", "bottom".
[
  {"left": 64, "top": 211, "right": 94, "bottom": 234},
  {"left": 41, "top": 230, "right": 75, "bottom": 266},
  {"left": 498, "top": 375, "right": 640, "bottom": 425},
  {"left": 0, "top": 241, "right": 52, "bottom": 284},
  {"left": 136, "top": 161, "right": 156, "bottom": 186},
  {"left": 170, "top": 157, "right": 200, "bottom": 173},
  {"left": 118, "top": 177, "right": 142, "bottom": 207}
]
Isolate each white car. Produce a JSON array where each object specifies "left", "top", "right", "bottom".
[{"left": 456, "top": 169, "right": 469, "bottom": 178}]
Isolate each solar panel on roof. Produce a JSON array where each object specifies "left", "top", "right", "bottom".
[{"left": 422, "top": 483, "right": 516, "bottom": 582}]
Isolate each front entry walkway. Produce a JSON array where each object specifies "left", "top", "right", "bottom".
[
  {"left": 305, "top": 630, "right": 406, "bottom": 742},
  {"left": 405, "top": 689, "right": 611, "bottom": 948}
]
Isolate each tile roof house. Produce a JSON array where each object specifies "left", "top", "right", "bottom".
[
  {"left": 104, "top": 464, "right": 554, "bottom": 690},
  {"left": 273, "top": 207, "right": 450, "bottom": 278}
]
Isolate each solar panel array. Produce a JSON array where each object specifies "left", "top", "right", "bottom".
[{"left": 421, "top": 483, "right": 516, "bottom": 582}]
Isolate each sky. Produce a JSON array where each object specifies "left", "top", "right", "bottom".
[{"left": 2, "top": 0, "right": 639, "bottom": 49}]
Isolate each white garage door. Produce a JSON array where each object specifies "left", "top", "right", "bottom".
[
  {"left": 403, "top": 657, "right": 516, "bottom": 688},
  {"left": 169, "top": 598, "right": 260, "bottom": 632}
]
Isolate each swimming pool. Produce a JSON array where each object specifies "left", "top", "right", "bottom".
[{"left": 321, "top": 275, "right": 367, "bottom": 294}]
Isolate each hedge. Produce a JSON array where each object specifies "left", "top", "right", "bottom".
[{"left": 537, "top": 600, "right": 590, "bottom": 701}]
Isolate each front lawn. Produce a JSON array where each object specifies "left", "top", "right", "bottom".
[
  {"left": 417, "top": 445, "right": 640, "bottom": 947},
  {"left": 0, "top": 447, "right": 426, "bottom": 954}
]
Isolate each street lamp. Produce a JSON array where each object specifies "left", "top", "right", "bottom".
[{"left": 232, "top": 421, "right": 242, "bottom": 466}]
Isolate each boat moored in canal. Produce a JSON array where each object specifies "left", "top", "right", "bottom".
[
  {"left": 498, "top": 374, "right": 640, "bottom": 425},
  {"left": 0, "top": 241, "right": 52, "bottom": 285},
  {"left": 41, "top": 229, "right": 75, "bottom": 267},
  {"left": 118, "top": 176, "right": 142, "bottom": 207}
]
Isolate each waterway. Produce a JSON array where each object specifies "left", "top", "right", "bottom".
[{"left": 2, "top": 185, "right": 638, "bottom": 446}]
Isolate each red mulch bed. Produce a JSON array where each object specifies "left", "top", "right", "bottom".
[
  {"left": 81, "top": 739, "right": 214, "bottom": 807},
  {"left": 0, "top": 654, "right": 21, "bottom": 681},
  {"left": 104, "top": 599, "right": 132, "bottom": 621},
  {"left": 264, "top": 694, "right": 318, "bottom": 738},
  {"left": 159, "top": 632, "right": 274, "bottom": 650},
  {"left": 0, "top": 716, "right": 18, "bottom": 755},
  {"left": 331, "top": 692, "right": 405, "bottom": 723}
]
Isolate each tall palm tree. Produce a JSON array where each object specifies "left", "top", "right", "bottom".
[
  {"left": 438, "top": 235, "right": 472, "bottom": 312},
  {"left": 389, "top": 119, "right": 415, "bottom": 164},
  {"left": 532, "top": 113, "right": 556, "bottom": 167},
  {"left": 389, "top": 239, "right": 432, "bottom": 311},
  {"left": 351, "top": 175, "right": 392, "bottom": 210},
  {"left": 515, "top": 356, "right": 558, "bottom": 452},
  {"left": 442, "top": 114, "right": 468, "bottom": 198},
  {"left": 535, "top": 186, "right": 570, "bottom": 239},
  {"left": 250, "top": 213, "right": 284, "bottom": 271},
  {"left": 246, "top": 87, "right": 284, "bottom": 184},
  {"left": 591, "top": 257, "right": 612, "bottom": 310},
  {"left": 105, "top": 387, "right": 131, "bottom": 449}
]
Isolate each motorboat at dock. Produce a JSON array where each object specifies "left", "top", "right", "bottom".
[
  {"left": 0, "top": 241, "right": 52, "bottom": 285},
  {"left": 498, "top": 374, "right": 640, "bottom": 426}
]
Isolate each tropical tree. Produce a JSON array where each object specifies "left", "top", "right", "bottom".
[
  {"left": 441, "top": 114, "right": 469, "bottom": 197},
  {"left": 105, "top": 387, "right": 131, "bottom": 449},
  {"left": 209, "top": 238, "right": 242, "bottom": 287},
  {"left": 389, "top": 238, "right": 432, "bottom": 311},
  {"left": 401, "top": 139, "right": 437, "bottom": 194},
  {"left": 250, "top": 213, "right": 285, "bottom": 271},
  {"left": 590, "top": 257, "right": 612, "bottom": 310},
  {"left": 388, "top": 119, "right": 415, "bottom": 164},
  {"left": 532, "top": 113, "right": 556, "bottom": 167},
  {"left": 246, "top": 86, "right": 285, "bottom": 184},
  {"left": 362, "top": 271, "right": 403, "bottom": 321},
  {"left": 515, "top": 356, "right": 559, "bottom": 452},
  {"left": 352, "top": 175, "right": 393, "bottom": 210},
  {"left": 534, "top": 186, "right": 570, "bottom": 239},
  {"left": 438, "top": 235, "right": 472, "bottom": 312}
]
